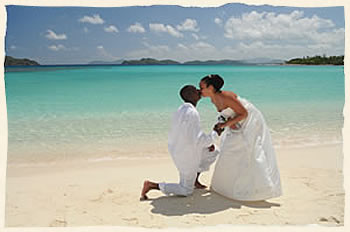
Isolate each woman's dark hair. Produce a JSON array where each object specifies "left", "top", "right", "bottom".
[{"left": 201, "top": 74, "right": 224, "bottom": 93}]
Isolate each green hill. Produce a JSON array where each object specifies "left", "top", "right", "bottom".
[
  {"left": 5, "top": 56, "right": 40, "bottom": 66},
  {"left": 286, "top": 55, "right": 344, "bottom": 65}
]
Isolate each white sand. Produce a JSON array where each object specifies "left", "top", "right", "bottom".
[{"left": 5, "top": 144, "right": 344, "bottom": 227}]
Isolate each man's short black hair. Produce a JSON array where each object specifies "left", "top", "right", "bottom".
[{"left": 180, "top": 85, "right": 197, "bottom": 102}]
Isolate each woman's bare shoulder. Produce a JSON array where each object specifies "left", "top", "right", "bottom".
[{"left": 221, "top": 90, "right": 238, "bottom": 99}]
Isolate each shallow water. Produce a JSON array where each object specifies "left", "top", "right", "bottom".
[{"left": 4, "top": 65, "right": 344, "bottom": 164}]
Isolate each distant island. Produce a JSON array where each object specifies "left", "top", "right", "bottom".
[
  {"left": 121, "top": 58, "right": 180, "bottom": 65},
  {"left": 183, "top": 59, "right": 250, "bottom": 65},
  {"left": 120, "top": 58, "right": 285, "bottom": 66},
  {"left": 122, "top": 56, "right": 344, "bottom": 66},
  {"left": 5, "top": 56, "right": 40, "bottom": 66},
  {"left": 88, "top": 59, "right": 124, "bottom": 65},
  {"left": 285, "top": 55, "right": 344, "bottom": 65},
  {"left": 5, "top": 55, "right": 344, "bottom": 67}
]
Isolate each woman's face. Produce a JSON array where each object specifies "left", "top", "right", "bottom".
[{"left": 199, "top": 80, "right": 213, "bottom": 97}]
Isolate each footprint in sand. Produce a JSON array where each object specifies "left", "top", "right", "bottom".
[
  {"left": 192, "top": 215, "right": 206, "bottom": 223},
  {"left": 302, "top": 181, "right": 318, "bottom": 190},
  {"left": 68, "top": 184, "right": 79, "bottom": 187},
  {"left": 330, "top": 216, "right": 341, "bottom": 224},
  {"left": 90, "top": 189, "right": 116, "bottom": 202},
  {"left": 49, "top": 218, "right": 67, "bottom": 227},
  {"left": 319, "top": 216, "right": 341, "bottom": 224},
  {"left": 122, "top": 217, "right": 139, "bottom": 225},
  {"left": 122, "top": 217, "right": 138, "bottom": 221},
  {"left": 237, "top": 212, "right": 253, "bottom": 218},
  {"left": 90, "top": 193, "right": 105, "bottom": 202}
]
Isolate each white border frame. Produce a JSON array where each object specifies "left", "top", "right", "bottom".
[{"left": 0, "top": 1, "right": 348, "bottom": 232}]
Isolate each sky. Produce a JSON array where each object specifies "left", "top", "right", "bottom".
[{"left": 5, "top": 3, "right": 345, "bottom": 65}]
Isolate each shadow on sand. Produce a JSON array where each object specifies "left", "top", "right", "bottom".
[{"left": 148, "top": 189, "right": 280, "bottom": 216}]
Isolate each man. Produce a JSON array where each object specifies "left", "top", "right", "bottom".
[{"left": 140, "top": 85, "right": 221, "bottom": 200}]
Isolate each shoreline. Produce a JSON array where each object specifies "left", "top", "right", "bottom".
[
  {"left": 5, "top": 143, "right": 344, "bottom": 227},
  {"left": 6, "top": 140, "right": 343, "bottom": 168}
]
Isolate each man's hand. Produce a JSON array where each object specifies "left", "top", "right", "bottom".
[{"left": 208, "top": 144, "right": 215, "bottom": 152}]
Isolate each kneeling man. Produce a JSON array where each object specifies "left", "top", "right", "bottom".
[{"left": 140, "top": 85, "right": 220, "bottom": 200}]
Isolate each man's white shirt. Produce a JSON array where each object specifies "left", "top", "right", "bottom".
[{"left": 168, "top": 103, "right": 218, "bottom": 174}]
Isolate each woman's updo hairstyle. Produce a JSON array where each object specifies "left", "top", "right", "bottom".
[{"left": 201, "top": 74, "right": 224, "bottom": 93}]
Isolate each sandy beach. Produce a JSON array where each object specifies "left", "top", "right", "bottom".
[{"left": 5, "top": 144, "right": 344, "bottom": 228}]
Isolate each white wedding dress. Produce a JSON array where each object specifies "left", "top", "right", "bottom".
[{"left": 211, "top": 97, "right": 282, "bottom": 201}]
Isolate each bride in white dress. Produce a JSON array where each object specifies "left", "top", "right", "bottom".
[{"left": 199, "top": 74, "right": 282, "bottom": 201}]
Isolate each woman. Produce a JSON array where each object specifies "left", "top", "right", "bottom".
[{"left": 199, "top": 74, "right": 282, "bottom": 201}]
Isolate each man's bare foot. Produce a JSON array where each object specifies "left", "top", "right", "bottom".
[
  {"left": 195, "top": 180, "right": 207, "bottom": 189},
  {"left": 140, "top": 195, "right": 148, "bottom": 201},
  {"left": 140, "top": 180, "right": 151, "bottom": 201}
]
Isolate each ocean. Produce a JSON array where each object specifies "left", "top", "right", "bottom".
[{"left": 4, "top": 65, "right": 344, "bottom": 164}]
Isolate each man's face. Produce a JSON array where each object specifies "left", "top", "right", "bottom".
[{"left": 193, "top": 89, "right": 201, "bottom": 103}]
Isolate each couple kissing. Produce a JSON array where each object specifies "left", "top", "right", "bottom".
[{"left": 141, "top": 74, "right": 282, "bottom": 202}]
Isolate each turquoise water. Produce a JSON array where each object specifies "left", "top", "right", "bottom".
[{"left": 4, "top": 65, "right": 344, "bottom": 164}]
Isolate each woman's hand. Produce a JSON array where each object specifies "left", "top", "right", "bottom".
[
  {"left": 230, "top": 124, "right": 238, "bottom": 130},
  {"left": 214, "top": 123, "right": 225, "bottom": 136},
  {"left": 208, "top": 144, "right": 215, "bottom": 152},
  {"left": 215, "top": 122, "right": 225, "bottom": 129}
]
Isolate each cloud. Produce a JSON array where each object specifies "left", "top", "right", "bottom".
[
  {"left": 45, "top": 30, "right": 67, "bottom": 40},
  {"left": 79, "top": 14, "right": 104, "bottom": 24},
  {"left": 48, "top": 44, "right": 66, "bottom": 51},
  {"left": 143, "top": 42, "right": 170, "bottom": 52},
  {"left": 125, "top": 10, "right": 344, "bottom": 62},
  {"left": 214, "top": 17, "right": 223, "bottom": 26},
  {"left": 10, "top": 45, "right": 16, "bottom": 50},
  {"left": 177, "top": 43, "right": 188, "bottom": 50},
  {"left": 127, "top": 23, "right": 146, "bottom": 33},
  {"left": 191, "top": 33, "right": 207, "bottom": 41},
  {"left": 48, "top": 44, "right": 79, "bottom": 52},
  {"left": 126, "top": 41, "right": 217, "bottom": 61},
  {"left": 149, "top": 23, "right": 167, "bottom": 33},
  {"left": 166, "top": 26, "right": 183, "bottom": 38},
  {"left": 192, "top": 33, "right": 199, "bottom": 40},
  {"left": 83, "top": 27, "right": 89, "bottom": 33},
  {"left": 96, "top": 45, "right": 119, "bottom": 60},
  {"left": 223, "top": 40, "right": 343, "bottom": 60},
  {"left": 313, "top": 28, "right": 344, "bottom": 45},
  {"left": 224, "top": 10, "right": 338, "bottom": 43},
  {"left": 221, "top": 10, "right": 344, "bottom": 58},
  {"left": 190, "top": 41, "right": 216, "bottom": 50},
  {"left": 176, "top": 18, "right": 200, "bottom": 32},
  {"left": 149, "top": 23, "right": 183, "bottom": 38},
  {"left": 104, "top": 25, "right": 119, "bottom": 33},
  {"left": 126, "top": 42, "right": 171, "bottom": 59}
]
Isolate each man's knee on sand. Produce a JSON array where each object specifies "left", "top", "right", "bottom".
[
  {"left": 178, "top": 186, "right": 194, "bottom": 196},
  {"left": 159, "top": 182, "right": 194, "bottom": 197},
  {"left": 173, "top": 187, "right": 194, "bottom": 197}
]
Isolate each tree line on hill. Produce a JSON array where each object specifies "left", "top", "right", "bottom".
[{"left": 285, "top": 55, "right": 344, "bottom": 65}]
